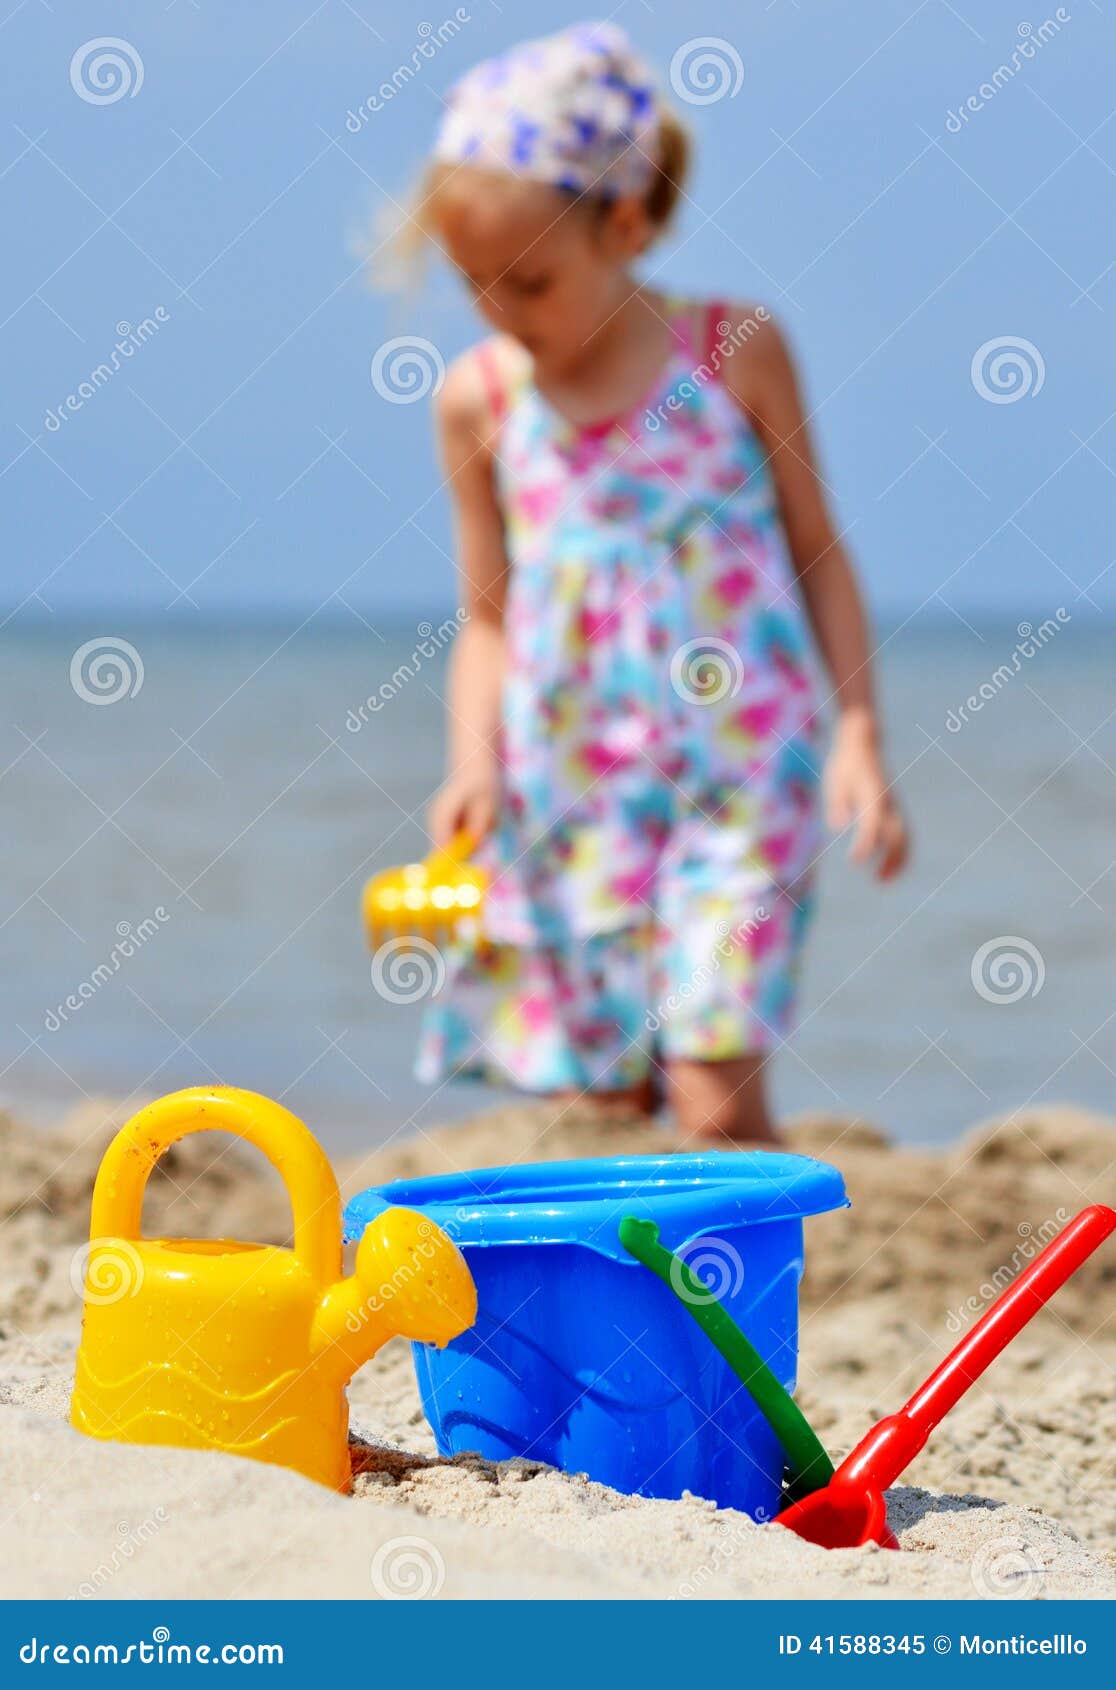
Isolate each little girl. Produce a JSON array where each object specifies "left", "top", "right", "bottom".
[{"left": 405, "top": 22, "right": 908, "bottom": 1143}]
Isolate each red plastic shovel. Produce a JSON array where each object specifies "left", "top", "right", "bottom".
[{"left": 778, "top": 1203, "right": 1116, "bottom": 1551}]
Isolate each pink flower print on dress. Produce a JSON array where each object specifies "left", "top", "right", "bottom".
[
  {"left": 712, "top": 464, "right": 750, "bottom": 497},
  {"left": 517, "top": 482, "right": 565, "bottom": 526},
  {"left": 560, "top": 432, "right": 619, "bottom": 476},
  {"left": 743, "top": 908, "right": 783, "bottom": 960},
  {"left": 759, "top": 830, "right": 797, "bottom": 876},
  {"left": 734, "top": 697, "right": 783, "bottom": 740},
  {"left": 519, "top": 992, "right": 555, "bottom": 1031},
  {"left": 772, "top": 649, "right": 813, "bottom": 694},
  {"left": 654, "top": 454, "right": 689, "bottom": 479},
  {"left": 713, "top": 564, "right": 755, "bottom": 608},
  {"left": 610, "top": 864, "right": 656, "bottom": 907},
  {"left": 569, "top": 1014, "right": 620, "bottom": 1054},
  {"left": 577, "top": 605, "right": 621, "bottom": 645},
  {"left": 577, "top": 730, "right": 642, "bottom": 778}
]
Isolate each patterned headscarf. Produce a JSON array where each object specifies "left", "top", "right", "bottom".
[{"left": 433, "top": 20, "right": 662, "bottom": 199}]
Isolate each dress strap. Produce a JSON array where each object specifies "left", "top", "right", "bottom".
[
  {"left": 703, "top": 300, "right": 729, "bottom": 372},
  {"left": 662, "top": 297, "right": 728, "bottom": 372},
  {"left": 474, "top": 340, "right": 507, "bottom": 429}
]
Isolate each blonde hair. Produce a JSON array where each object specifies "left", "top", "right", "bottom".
[{"left": 381, "top": 104, "right": 691, "bottom": 283}]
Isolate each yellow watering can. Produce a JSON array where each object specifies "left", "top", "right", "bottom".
[
  {"left": 70, "top": 1086, "right": 477, "bottom": 1491},
  {"left": 362, "top": 828, "right": 487, "bottom": 948}
]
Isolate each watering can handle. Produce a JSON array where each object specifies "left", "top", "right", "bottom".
[
  {"left": 88, "top": 1086, "right": 341, "bottom": 1284},
  {"left": 430, "top": 827, "right": 475, "bottom": 864}
]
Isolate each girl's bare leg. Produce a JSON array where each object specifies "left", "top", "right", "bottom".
[
  {"left": 549, "top": 1076, "right": 659, "bottom": 1123},
  {"left": 667, "top": 1055, "right": 779, "bottom": 1146}
]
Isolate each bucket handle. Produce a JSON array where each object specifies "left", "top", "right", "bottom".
[{"left": 89, "top": 1086, "right": 341, "bottom": 1284}]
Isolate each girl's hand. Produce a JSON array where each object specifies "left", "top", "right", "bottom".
[
  {"left": 427, "top": 760, "right": 500, "bottom": 851},
  {"left": 824, "top": 718, "right": 909, "bottom": 882}
]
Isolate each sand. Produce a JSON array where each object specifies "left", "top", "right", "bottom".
[{"left": 1, "top": 1095, "right": 1113, "bottom": 1600}]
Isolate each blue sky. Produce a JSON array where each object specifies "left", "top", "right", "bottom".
[{"left": 3, "top": 0, "right": 1115, "bottom": 622}]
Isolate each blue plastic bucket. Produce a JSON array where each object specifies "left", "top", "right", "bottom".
[{"left": 344, "top": 1152, "right": 847, "bottom": 1517}]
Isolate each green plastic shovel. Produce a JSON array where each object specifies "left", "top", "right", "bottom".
[{"left": 619, "top": 1215, "right": 833, "bottom": 1503}]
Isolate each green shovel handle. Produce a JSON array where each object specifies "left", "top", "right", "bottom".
[{"left": 618, "top": 1215, "right": 834, "bottom": 1503}]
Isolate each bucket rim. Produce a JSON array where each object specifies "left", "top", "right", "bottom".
[{"left": 343, "top": 1150, "right": 848, "bottom": 1261}]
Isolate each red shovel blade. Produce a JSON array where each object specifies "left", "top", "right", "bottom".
[
  {"left": 777, "top": 1204, "right": 1115, "bottom": 1552},
  {"left": 778, "top": 1482, "right": 898, "bottom": 1550}
]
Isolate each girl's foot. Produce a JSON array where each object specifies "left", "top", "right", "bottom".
[{"left": 667, "top": 1056, "right": 782, "bottom": 1147}]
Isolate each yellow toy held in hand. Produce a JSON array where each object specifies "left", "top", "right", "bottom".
[
  {"left": 70, "top": 1086, "right": 477, "bottom": 1490},
  {"left": 362, "top": 828, "right": 487, "bottom": 948}
]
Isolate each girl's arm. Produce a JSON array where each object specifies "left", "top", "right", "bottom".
[
  {"left": 426, "top": 350, "right": 510, "bottom": 848},
  {"left": 724, "top": 311, "right": 909, "bottom": 881}
]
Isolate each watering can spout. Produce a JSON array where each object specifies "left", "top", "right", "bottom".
[{"left": 313, "top": 1207, "right": 477, "bottom": 1377}]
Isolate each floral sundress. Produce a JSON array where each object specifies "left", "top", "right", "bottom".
[{"left": 417, "top": 297, "right": 824, "bottom": 1093}]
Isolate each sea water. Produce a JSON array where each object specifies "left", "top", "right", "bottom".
[{"left": 2, "top": 616, "right": 1113, "bottom": 1151}]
